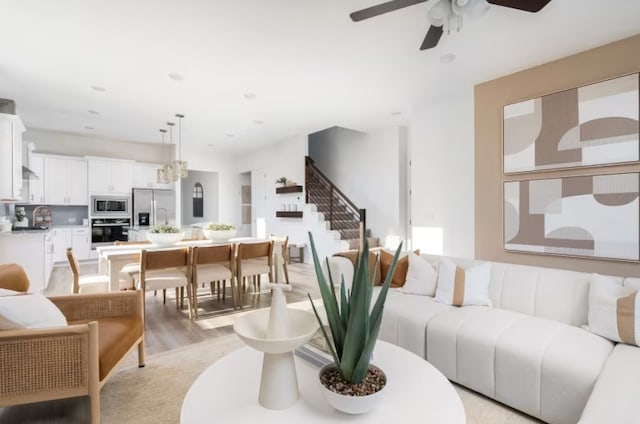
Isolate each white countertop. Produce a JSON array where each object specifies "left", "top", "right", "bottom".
[{"left": 0, "top": 224, "right": 89, "bottom": 237}]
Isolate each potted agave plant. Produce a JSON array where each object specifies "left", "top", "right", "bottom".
[{"left": 307, "top": 232, "right": 401, "bottom": 414}]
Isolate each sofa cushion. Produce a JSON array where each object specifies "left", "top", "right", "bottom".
[
  {"left": 540, "top": 326, "right": 613, "bottom": 424},
  {"left": 586, "top": 273, "right": 639, "bottom": 346},
  {"left": 0, "top": 294, "right": 68, "bottom": 330},
  {"left": 377, "top": 293, "right": 452, "bottom": 358},
  {"left": 70, "top": 315, "right": 143, "bottom": 380},
  {"left": 579, "top": 344, "right": 640, "bottom": 424},
  {"left": 402, "top": 252, "right": 438, "bottom": 296},
  {"left": 435, "top": 259, "right": 491, "bottom": 306}
]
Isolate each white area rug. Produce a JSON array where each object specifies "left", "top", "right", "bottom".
[{"left": 100, "top": 334, "right": 541, "bottom": 424}]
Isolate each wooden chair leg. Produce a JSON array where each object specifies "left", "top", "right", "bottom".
[
  {"left": 222, "top": 281, "right": 226, "bottom": 299},
  {"left": 257, "top": 275, "right": 261, "bottom": 292},
  {"left": 185, "top": 283, "right": 193, "bottom": 320},
  {"left": 163, "top": 289, "right": 166, "bottom": 304},
  {"left": 176, "top": 287, "right": 180, "bottom": 309},
  {"left": 283, "top": 261, "right": 290, "bottom": 284}
]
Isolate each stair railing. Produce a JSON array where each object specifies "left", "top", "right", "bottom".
[{"left": 305, "top": 156, "right": 366, "bottom": 249}]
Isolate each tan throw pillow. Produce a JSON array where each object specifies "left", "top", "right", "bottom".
[
  {"left": 333, "top": 251, "right": 381, "bottom": 285},
  {"left": 379, "top": 249, "right": 420, "bottom": 288},
  {"left": 434, "top": 259, "right": 491, "bottom": 307},
  {"left": 587, "top": 273, "right": 639, "bottom": 346}
]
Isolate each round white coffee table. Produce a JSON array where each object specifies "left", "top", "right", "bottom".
[{"left": 181, "top": 340, "right": 465, "bottom": 423}]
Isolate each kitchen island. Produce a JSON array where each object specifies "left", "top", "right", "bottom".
[{"left": 126, "top": 225, "right": 204, "bottom": 242}]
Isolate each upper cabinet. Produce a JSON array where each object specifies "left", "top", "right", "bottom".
[
  {"left": 44, "top": 156, "right": 88, "bottom": 205},
  {"left": 88, "top": 158, "right": 133, "bottom": 195},
  {"left": 0, "top": 113, "right": 25, "bottom": 201},
  {"left": 133, "top": 163, "right": 172, "bottom": 190}
]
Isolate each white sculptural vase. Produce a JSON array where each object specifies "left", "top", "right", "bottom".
[{"left": 233, "top": 283, "right": 319, "bottom": 410}]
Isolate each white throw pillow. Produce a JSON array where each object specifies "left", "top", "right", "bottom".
[
  {"left": 0, "top": 289, "right": 20, "bottom": 297},
  {"left": 435, "top": 259, "right": 491, "bottom": 307},
  {"left": 0, "top": 294, "right": 68, "bottom": 330},
  {"left": 586, "top": 273, "right": 639, "bottom": 346},
  {"left": 402, "top": 252, "right": 438, "bottom": 296}
]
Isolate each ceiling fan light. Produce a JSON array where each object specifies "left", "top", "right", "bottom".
[{"left": 427, "top": 0, "right": 451, "bottom": 27}]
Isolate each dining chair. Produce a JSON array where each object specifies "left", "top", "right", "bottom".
[
  {"left": 135, "top": 247, "right": 192, "bottom": 318},
  {"left": 114, "top": 240, "right": 150, "bottom": 276},
  {"left": 235, "top": 241, "right": 273, "bottom": 308},
  {"left": 269, "top": 234, "right": 290, "bottom": 284},
  {"left": 191, "top": 244, "right": 235, "bottom": 316},
  {"left": 66, "top": 248, "right": 133, "bottom": 294}
]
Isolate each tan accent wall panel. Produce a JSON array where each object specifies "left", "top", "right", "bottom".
[{"left": 475, "top": 34, "right": 640, "bottom": 277}]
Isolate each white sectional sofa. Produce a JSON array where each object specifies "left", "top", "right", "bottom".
[{"left": 326, "top": 254, "right": 640, "bottom": 424}]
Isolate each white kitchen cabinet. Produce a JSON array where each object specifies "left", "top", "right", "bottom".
[
  {"left": 44, "top": 156, "right": 88, "bottom": 205},
  {"left": 133, "top": 163, "right": 172, "bottom": 189},
  {"left": 51, "top": 228, "right": 72, "bottom": 263},
  {"left": 0, "top": 233, "right": 46, "bottom": 293},
  {"left": 0, "top": 113, "right": 25, "bottom": 201},
  {"left": 71, "top": 227, "right": 91, "bottom": 260},
  {"left": 88, "top": 158, "right": 133, "bottom": 194},
  {"left": 27, "top": 153, "right": 45, "bottom": 204}
]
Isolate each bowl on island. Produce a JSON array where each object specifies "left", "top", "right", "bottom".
[
  {"left": 202, "top": 223, "right": 236, "bottom": 241},
  {"left": 146, "top": 225, "right": 184, "bottom": 246}
]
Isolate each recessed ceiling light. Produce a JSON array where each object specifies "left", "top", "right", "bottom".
[
  {"left": 168, "top": 72, "right": 185, "bottom": 81},
  {"left": 391, "top": 111, "right": 402, "bottom": 116},
  {"left": 90, "top": 85, "right": 106, "bottom": 92},
  {"left": 207, "top": 144, "right": 215, "bottom": 147},
  {"left": 226, "top": 134, "right": 235, "bottom": 138},
  {"left": 253, "top": 120, "right": 264, "bottom": 125},
  {"left": 440, "top": 53, "right": 456, "bottom": 64},
  {"left": 243, "top": 93, "right": 257, "bottom": 100},
  {"left": 84, "top": 125, "right": 95, "bottom": 130},
  {"left": 88, "top": 110, "right": 100, "bottom": 115}
]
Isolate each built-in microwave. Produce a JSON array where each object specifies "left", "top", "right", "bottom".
[{"left": 91, "top": 195, "right": 130, "bottom": 217}]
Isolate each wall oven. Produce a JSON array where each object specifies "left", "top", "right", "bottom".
[
  {"left": 91, "top": 218, "right": 130, "bottom": 248},
  {"left": 91, "top": 195, "right": 130, "bottom": 217}
]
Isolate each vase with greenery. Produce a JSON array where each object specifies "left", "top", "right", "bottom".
[
  {"left": 275, "top": 177, "right": 288, "bottom": 186},
  {"left": 307, "top": 232, "right": 401, "bottom": 413}
]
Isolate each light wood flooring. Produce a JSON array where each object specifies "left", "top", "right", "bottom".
[{"left": 45, "top": 260, "right": 320, "bottom": 356}]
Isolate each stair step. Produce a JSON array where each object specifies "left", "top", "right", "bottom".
[{"left": 330, "top": 220, "right": 360, "bottom": 230}]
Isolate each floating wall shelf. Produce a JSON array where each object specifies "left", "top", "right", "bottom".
[
  {"left": 276, "top": 211, "right": 303, "bottom": 218},
  {"left": 276, "top": 185, "right": 303, "bottom": 194}
]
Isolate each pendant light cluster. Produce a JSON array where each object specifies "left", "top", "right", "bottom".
[{"left": 157, "top": 113, "right": 188, "bottom": 183}]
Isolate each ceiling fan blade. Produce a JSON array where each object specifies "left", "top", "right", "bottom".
[
  {"left": 350, "top": 0, "right": 429, "bottom": 22},
  {"left": 487, "top": 0, "right": 552, "bottom": 13},
  {"left": 420, "top": 25, "right": 443, "bottom": 50}
]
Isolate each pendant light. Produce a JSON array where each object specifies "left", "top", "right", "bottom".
[
  {"left": 156, "top": 128, "right": 170, "bottom": 184},
  {"left": 173, "top": 113, "right": 188, "bottom": 178},
  {"left": 165, "top": 121, "right": 176, "bottom": 182}
]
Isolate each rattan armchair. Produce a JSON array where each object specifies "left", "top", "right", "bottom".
[{"left": 0, "top": 290, "right": 145, "bottom": 424}]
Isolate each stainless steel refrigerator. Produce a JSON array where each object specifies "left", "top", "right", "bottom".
[{"left": 131, "top": 188, "right": 175, "bottom": 227}]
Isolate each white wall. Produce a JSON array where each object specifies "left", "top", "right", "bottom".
[
  {"left": 25, "top": 128, "right": 168, "bottom": 162},
  {"left": 308, "top": 126, "right": 406, "bottom": 248},
  {"left": 236, "top": 134, "right": 308, "bottom": 244},
  {"left": 180, "top": 170, "right": 219, "bottom": 225},
  {"left": 408, "top": 89, "right": 475, "bottom": 258},
  {"left": 177, "top": 145, "right": 239, "bottom": 227}
]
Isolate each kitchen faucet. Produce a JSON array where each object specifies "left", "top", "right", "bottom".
[{"left": 157, "top": 208, "right": 168, "bottom": 225}]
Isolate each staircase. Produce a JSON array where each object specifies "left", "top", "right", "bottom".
[{"left": 305, "top": 156, "right": 366, "bottom": 250}]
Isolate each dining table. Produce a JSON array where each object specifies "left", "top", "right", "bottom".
[{"left": 96, "top": 237, "right": 280, "bottom": 292}]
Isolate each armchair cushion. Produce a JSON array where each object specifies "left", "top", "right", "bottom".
[
  {"left": 70, "top": 315, "right": 144, "bottom": 380},
  {"left": 0, "top": 294, "right": 68, "bottom": 330}
]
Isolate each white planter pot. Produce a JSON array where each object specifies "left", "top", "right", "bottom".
[
  {"left": 319, "top": 364, "right": 386, "bottom": 414},
  {"left": 202, "top": 229, "right": 236, "bottom": 241},
  {"left": 146, "top": 232, "right": 184, "bottom": 246}
]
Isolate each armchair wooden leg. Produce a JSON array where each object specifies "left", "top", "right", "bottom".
[
  {"left": 89, "top": 391, "right": 100, "bottom": 424},
  {"left": 138, "top": 340, "right": 146, "bottom": 367}
]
